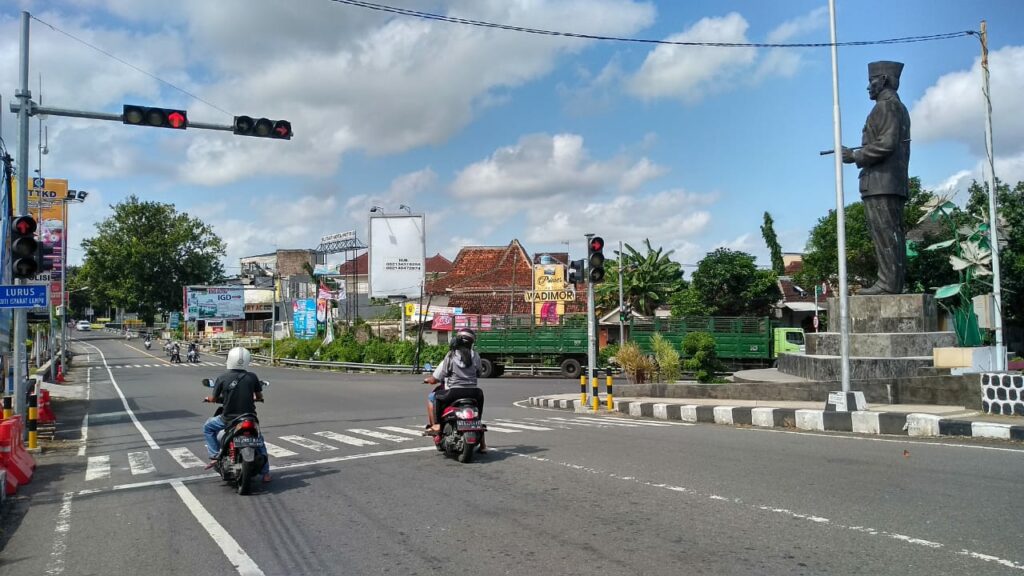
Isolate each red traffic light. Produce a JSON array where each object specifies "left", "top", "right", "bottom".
[
  {"left": 167, "top": 111, "right": 187, "bottom": 129},
  {"left": 123, "top": 105, "right": 188, "bottom": 130},
  {"left": 13, "top": 215, "right": 36, "bottom": 236},
  {"left": 590, "top": 237, "right": 605, "bottom": 252}
]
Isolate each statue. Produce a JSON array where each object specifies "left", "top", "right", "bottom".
[{"left": 842, "top": 60, "right": 912, "bottom": 295}]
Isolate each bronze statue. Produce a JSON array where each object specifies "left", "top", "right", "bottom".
[{"left": 842, "top": 61, "right": 912, "bottom": 295}]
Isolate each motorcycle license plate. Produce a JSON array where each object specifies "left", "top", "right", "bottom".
[
  {"left": 233, "top": 436, "right": 262, "bottom": 447},
  {"left": 457, "top": 419, "right": 482, "bottom": 430}
]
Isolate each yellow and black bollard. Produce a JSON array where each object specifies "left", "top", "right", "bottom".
[
  {"left": 591, "top": 375, "right": 599, "bottom": 411},
  {"left": 27, "top": 389, "right": 39, "bottom": 450},
  {"left": 606, "top": 373, "right": 614, "bottom": 411},
  {"left": 580, "top": 374, "right": 586, "bottom": 406},
  {"left": 2, "top": 395, "right": 12, "bottom": 419}
]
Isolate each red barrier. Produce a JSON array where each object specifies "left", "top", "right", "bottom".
[
  {"left": 0, "top": 417, "right": 35, "bottom": 495},
  {"left": 56, "top": 364, "right": 65, "bottom": 384},
  {"left": 38, "top": 389, "right": 55, "bottom": 425}
]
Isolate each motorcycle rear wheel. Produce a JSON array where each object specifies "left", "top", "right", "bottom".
[
  {"left": 237, "top": 460, "right": 254, "bottom": 495},
  {"left": 458, "top": 432, "right": 476, "bottom": 463}
]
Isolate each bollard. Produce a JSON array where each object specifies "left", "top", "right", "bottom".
[
  {"left": 27, "top": 391, "right": 38, "bottom": 451},
  {"left": 591, "top": 376, "right": 599, "bottom": 411},
  {"left": 606, "top": 373, "right": 614, "bottom": 410},
  {"left": 2, "top": 396, "right": 11, "bottom": 420},
  {"left": 580, "top": 375, "right": 586, "bottom": 406}
]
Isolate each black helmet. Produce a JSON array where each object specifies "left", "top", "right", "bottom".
[{"left": 451, "top": 328, "right": 476, "bottom": 349}]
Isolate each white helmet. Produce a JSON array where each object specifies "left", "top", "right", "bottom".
[{"left": 226, "top": 347, "right": 252, "bottom": 370}]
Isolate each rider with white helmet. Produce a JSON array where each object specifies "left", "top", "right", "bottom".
[{"left": 203, "top": 347, "right": 271, "bottom": 481}]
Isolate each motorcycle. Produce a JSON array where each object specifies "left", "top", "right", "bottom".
[
  {"left": 188, "top": 346, "right": 200, "bottom": 363},
  {"left": 202, "top": 378, "right": 268, "bottom": 495},
  {"left": 434, "top": 397, "right": 486, "bottom": 463},
  {"left": 170, "top": 345, "right": 182, "bottom": 364},
  {"left": 144, "top": 337, "right": 152, "bottom": 350}
]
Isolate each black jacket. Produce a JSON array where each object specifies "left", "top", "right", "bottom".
[{"left": 854, "top": 89, "right": 911, "bottom": 198}]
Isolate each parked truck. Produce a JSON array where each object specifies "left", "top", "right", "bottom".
[{"left": 473, "top": 314, "right": 805, "bottom": 378}]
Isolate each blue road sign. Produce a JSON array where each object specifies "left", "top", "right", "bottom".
[{"left": 0, "top": 285, "right": 49, "bottom": 308}]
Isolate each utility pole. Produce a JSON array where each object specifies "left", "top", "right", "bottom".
[
  {"left": 979, "top": 20, "right": 1005, "bottom": 371},
  {"left": 618, "top": 240, "right": 625, "bottom": 345},
  {"left": 13, "top": 10, "right": 32, "bottom": 419}
]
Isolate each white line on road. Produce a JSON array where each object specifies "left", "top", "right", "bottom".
[
  {"left": 377, "top": 426, "right": 426, "bottom": 437},
  {"left": 279, "top": 435, "right": 338, "bottom": 452},
  {"left": 313, "top": 431, "right": 378, "bottom": 446},
  {"left": 77, "top": 413, "right": 89, "bottom": 458},
  {"left": 85, "top": 455, "right": 110, "bottom": 481},
  {"left": 347, "top": 428, "right": 411, "bottom": 442},
  {"left": 263, "top": 442, "right": 298, "bottom": 457},
  {"left": 44, "top": 492, "right": 74, "bottom": 575},
  {"left": 491, "top": 420, "right": 553, "bottom": 431},
  {"left": 478, "top": 425, "right": 521, "bottom": 433},
  {"left": 167, "top": 447, "right": 206, "bottom": 468},
  {"left": 128, "top": 451, "right": 156, "bottom": 475},
  {"left": 171, "top": 480, "right": 265, "bottom": 576},
  {"left": 77, "top": 341, "right": 160, "bottom": 449}
]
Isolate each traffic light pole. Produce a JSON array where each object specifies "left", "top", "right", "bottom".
[
  {"left": 13, "top": 11, "right": 31, "bottom": 420},
  {"left": 585, "top": 234, "right": 597, "bottom": 408}
]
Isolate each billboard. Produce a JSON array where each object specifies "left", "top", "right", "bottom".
[
  {"left": 18, "top": 178, "right": 70, "bottom": 303},
  {"left": 185, "top": 286, "right": 245, "bottom": 320},
  {"left": 369, "top": 215, "right": 425, "bottom": 298},
  {"left": 292, "top": 298, "right": 317, "bottom": 339},
  {"left": 532, "top": 262, "right": 568, "bottom": 325}
]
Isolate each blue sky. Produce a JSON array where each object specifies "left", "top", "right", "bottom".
[{"left": 1, "top": 0, "right": 1022, "bottom": 275}]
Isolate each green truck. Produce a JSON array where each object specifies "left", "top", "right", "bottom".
[{"left": 473, "top": 314, "right": 805, "bottom": 378}]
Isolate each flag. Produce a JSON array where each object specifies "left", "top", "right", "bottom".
[{"left": 322, "top": 322, "right": 334, "bottom": 346}]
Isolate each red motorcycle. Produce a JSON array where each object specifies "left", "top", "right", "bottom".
[{"left": 434, "top": 398, "right": 485, "bottom": 463}]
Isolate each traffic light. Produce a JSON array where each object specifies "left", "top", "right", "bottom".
[
  {"left": 11, "top": 215, "right": 39, "bottom": 278},
  {"left": 567, "top": 259, "right": 585, "bottom": 285},
  {"left": 36, "top": 243, "right": 55, "bottom": 273},
  {"left": 123, "top": 105, "right": 188, "bottom": 129},
  {"left": 588, "top": 236, "right": 605, "bottom": 283},
  {"left": 233, "top": 116, "right": 292, "bottom": 140}
]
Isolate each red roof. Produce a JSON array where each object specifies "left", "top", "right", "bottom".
[
  {"left": 337, "top": 252, "right": 368, "bottom": 275},
  {"left": 784, "top": 260, "right": 803, "bottom": 275},
  {"left": 427, "top": 240, "right": 534, "bottom": 295},
  {"left": 426, "top": 253, "right": 453, "bottom": 275},
  {"left": 778, "top": 277, "right": 815, "bottom": 303}
]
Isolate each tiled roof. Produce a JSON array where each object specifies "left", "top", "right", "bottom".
[
  {"left": 777, "top": 277, "right": 816, "bottom": 303},
  {"left": 427, "top": 240, "right": 534, "bottom": 295},
  {"left": 426, "top": 253, "right": 453, "bottom": 275},
  {"left": 337, "top": 252, "right": 368, "bottom": 275},
  {"left": 784, "top": 260, "right": 803, "bottom": 275}
]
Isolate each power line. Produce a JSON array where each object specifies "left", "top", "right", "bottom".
[
  {"left": 29, "top": 15, "right": 233, "bottom": 118},
  {"left": 329, "top": 0, "right": 976, "bottom": 48}
]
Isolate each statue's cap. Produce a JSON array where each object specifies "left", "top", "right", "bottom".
[{"left": 868, "top": 61, "right": 904, "bottom": 82}]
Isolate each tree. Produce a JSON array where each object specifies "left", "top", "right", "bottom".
[
  {"left": 965, "top": 178, "right": 1024, "bottom": 322},
  {"left": 595, "top": 239, "right": 685, "bottom": 316},
  {"left": 79, "top": 195, "right": 225, "bottom": 325},
  {"left": 672, "top": 248, "right": 780, "bottom": 317},
  {"left": 761, "top": 211, "right": 785, "bottom": 275}
]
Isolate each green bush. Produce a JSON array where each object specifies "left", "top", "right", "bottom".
[
  {"left": 599, "top": 344, "right": 620, "bottom": 368},
  {"left": 651, "top": 333, "right": 681, "bottom": 382},
  {"left": 681, "top": 331, "right": 719, "bottom": 383},
  {"left": 362, "top": 339, "right": 393, "bottom": 364},
  {"left": 392, "top": 340, "right": 417, "bottom": 365},
  {"left": 615, "top": 341, "right": 656, "bottom": 383},
  {"left": 419, "top": 344, "right": 448, "bottom": 366}
]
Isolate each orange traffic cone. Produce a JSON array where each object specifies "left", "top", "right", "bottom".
[{"left": 56, "top": 363, "right": 65, "bottom": 384}]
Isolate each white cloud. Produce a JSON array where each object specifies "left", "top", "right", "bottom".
[
  {"left": 911, "top": 45, "right": 1024, "bottom": 156},
  {"left": 619, "top": 158, "right": 669, "bottom": 191},
  {"left": 766, "top": 6, "right": 828, "bottom": 44}
]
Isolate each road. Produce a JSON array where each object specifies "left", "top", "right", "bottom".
[{"left": 1, "top": 333, "right": 1023, "bottom": 575}]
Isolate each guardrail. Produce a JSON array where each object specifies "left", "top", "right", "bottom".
[{"left": 245, "top": 353, "right": 569, "bottom": 377}]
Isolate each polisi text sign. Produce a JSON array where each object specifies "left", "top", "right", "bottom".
[
  {"left": 0, "top": 285, "right": 49, "bottom": 308},
  {"left": 523, "top": 290, "right": 576, "bottom": 302}
]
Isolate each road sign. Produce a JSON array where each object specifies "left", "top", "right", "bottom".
[
  {"left": 0, "top": 285, "right": 49, "bottom": 309},
  {"left": 813, "top": 315, "right": 819, "bottom": 329}
]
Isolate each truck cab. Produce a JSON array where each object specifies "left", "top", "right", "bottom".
[{"left": 773, "top": 327, "right": 805, "bottom": 358}]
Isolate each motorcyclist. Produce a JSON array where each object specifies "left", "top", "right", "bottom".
[
  {"left": 171, "top": 342, "right": 182, "bottom": 363},
  {"left": 188, "top": 341, "right": 199, "bottom": 362},
  {"left": 203, "top": 347, "right": 270, "bottom": 482},
  {"left": 423, "top": 328, "right": 486, "bottom": 452},
  {"left": 144, "top": 333, "right": 153, "bottom": 349}
]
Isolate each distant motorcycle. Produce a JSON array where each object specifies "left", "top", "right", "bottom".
[
  {"left": 144, "top": 336, "right": 152, "bottom": 350},
  {"left": 170, "top": 344, "right": 182, "bottom": 364},
  {"left": 187, "top": 344, "right": 200, "bottom": 363}
]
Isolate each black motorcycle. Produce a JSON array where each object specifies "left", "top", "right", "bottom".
[
  {"left": 202, "top": 378, "right": 268, "bottom": 495},
  {"left": 188, "top": 344, "right": 200, "bottom": 363}
]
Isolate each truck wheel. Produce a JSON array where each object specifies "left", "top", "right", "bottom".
[
  {"left": 493, "top": 364, "right": 505, "bottom": 377},
  {"left": 560, "top": 358, "right": 582, "bottom": 379},
  {"left": 479, "top": 358, "right": 495, "bottom": 378}
]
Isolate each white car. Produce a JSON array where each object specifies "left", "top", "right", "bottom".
[{"left": 76, "top": 320, "right": 92, "bottom": 331}]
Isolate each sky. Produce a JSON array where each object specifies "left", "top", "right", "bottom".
[{"left": 1, "top": 0, "right": 1022, "bottom": 276}]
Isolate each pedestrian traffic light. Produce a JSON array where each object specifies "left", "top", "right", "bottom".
[
  {"left": 567, "top": 259, "right": 585, "bottom": 284},
  {"left": 11, "top": 215, "right": 39, "bottom": 278},
  {"left": 233, "top": 116, "right": 292, "bottom": 140},
  {"left": 122, "top": 105, "right": 188, "bottom": 129},
  {"left": 588, "top": 236, "right": 605, "bottom": 283}
]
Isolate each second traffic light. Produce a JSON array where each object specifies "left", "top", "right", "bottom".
[
  {"left": 567, "top": 259, "right": 585, "bottom": 284},
  {"left": 233, "top": 116, "right": 292, "bottom": 140},
  {"left": 588, "top": 236, "right": 605, "bottom": 283},
  {"left": 11, "top": 215, "right": 39, "bottom": 278},
  {"left": 123, "top": 105, "right": 188, "bottom": 129}
]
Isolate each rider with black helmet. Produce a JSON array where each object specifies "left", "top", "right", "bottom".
[{"left": 423, "top": 328, "right": 485, "bottom": 451}]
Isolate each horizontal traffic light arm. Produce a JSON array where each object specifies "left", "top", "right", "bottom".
[{"left": 9, "top": 103, "right": 270, "bottom": 134}]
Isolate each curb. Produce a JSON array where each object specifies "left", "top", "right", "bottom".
[{"left": 528, "top": 396, "right": 1024, "bottom": 442}]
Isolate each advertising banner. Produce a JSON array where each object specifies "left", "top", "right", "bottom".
[
  {"left": 532, "top": 262, "right": 568, "bottom": 325},
  {"left": 168, "top": 312, "right": 181, "bottom": 329},
  {"left": 292, "top": 298, "right": 318, "bottom": 340},
  {"left": 369, "top": 215, "right": 425, "bottom": 298},
  {"left": 185, "top": 286, "right": 245, "bottom": 320},
  {"left": 431, "top": 313, "right": 453, "bottom": 331}
]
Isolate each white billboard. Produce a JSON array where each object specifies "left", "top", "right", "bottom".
[
  {"left": 185, "top": 286, "right": 245, "bottom": 320},
  {"left": 369, "top": 214, "right": 425, "bottom": 298}
]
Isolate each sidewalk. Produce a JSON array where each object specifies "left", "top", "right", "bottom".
[{"left": 529, "top": 393, "right": 1024, "bottom": 442}]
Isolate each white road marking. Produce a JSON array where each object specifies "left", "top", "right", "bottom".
[
  {"left": 313, "top": 431, "right": 378, "bottom": 446},
  {"left": 44, "top": 492, "right": 74, "bottom": 575},
  {"left": 377, "top": 426, "right": 425, "bottom": 437},
  {"left": 171, "top": 480, "right": 265, "bottom": 576},
  {"left": 77, "top": 413, "right": 89, "bottom": 457},
  {"left": 132, "top": 364, "right": 142, "bottom": 368},
  {"left": 279, "top": 435, "right": 338, "bottom": 452},
  {"left": 347, "top": 428, "right": 411, "bottom": 442},
  {"left": 491, "top": 420, "right": 553, "bottom": 431},
  {"left": 263, "top": 442, "right": 298, "bottom": 457},
  {"left": 167, "top": 447, "right": 207, "bottom": 468},
  {"left": 573, "top": 416, "right": 655, "bottom": 427},
  {"left": 128, "top": 451, "right": 156, "bottom": 475},
  {"left": 88, "top": 411, "right": 127, "bottom": 423},
  {"left": 545, "top": 417, "right": 612, "bottom": 427},
  {"left": 85, "top": 455, "right": 110, "bottom": 481},
  {"left": 478, "top": 425, "right": 521, "bottom": 433},
  {"left": 77, "top": 341, "right": 159, "bottom": 449}
]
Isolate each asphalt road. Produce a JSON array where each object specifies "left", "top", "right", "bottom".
[{"left": 2, "top": 333, "right": 1023, "bottom": 576}]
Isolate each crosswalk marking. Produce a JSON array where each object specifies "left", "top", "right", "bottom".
[
  {"left": 478, "top": 425, "right": 521, "bottom": 433},
  {"left": 167, "top": 447, "right": 207, "bottom": 468},
  {"left": 574, "top": 416, "right": 670, "bottom": 427},
  {"left": 279, "top": 435, "right": 338, "bottom": 452},
  {"left": 377, "top": 426, "right": 426, "bottom": 437},
  {"left": 346, "top": 429, "right": 411, "bottom": 442},
  {"left": 313, "top": 431, "right": 379, "bottom": 446},
  {"left": 263, "top": 442, "right": 298, "bottom": 457},
  {"left": 86, "top": 455, "right": 110, "bottom": 481},
  {"left": 492, "top": 420, "right": 553, "bottom": 431},
  {"left": 545, "top": 417, "right": 612, "bottom": 427},
  {"left": 128, "top": 451, "right": 156, "bottom": 475}
]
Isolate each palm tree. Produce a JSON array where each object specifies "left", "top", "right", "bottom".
[{"left": 595, "top": 239, "right": 685, "bottom": 316}]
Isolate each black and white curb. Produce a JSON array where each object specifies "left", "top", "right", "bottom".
[{"left": 528, "top": 396, "right": 1024, "bottom": 441}]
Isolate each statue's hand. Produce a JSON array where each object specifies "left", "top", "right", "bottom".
[{"left": 841, "top": 147, "right": 856, "bottom": 164}]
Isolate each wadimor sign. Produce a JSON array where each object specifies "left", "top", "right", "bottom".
[{"left": 523, "top": 290, "right": 576, "bottom": 302}]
